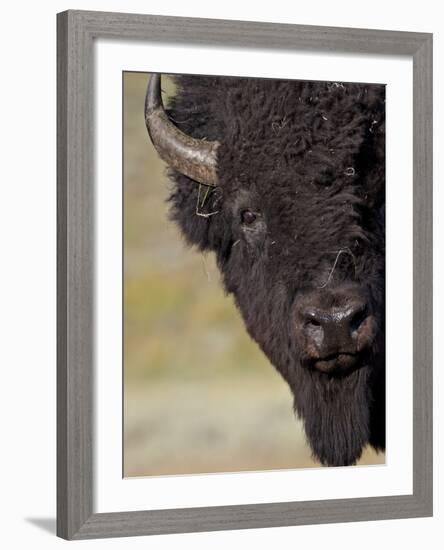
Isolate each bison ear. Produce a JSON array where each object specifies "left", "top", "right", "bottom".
[{"left": 168, "top": 172, "right": 222, "bottom": 251}]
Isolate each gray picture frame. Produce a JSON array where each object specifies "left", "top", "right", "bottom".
[{"left": 57, "top": 9, "right": 433, "bottom": 540}]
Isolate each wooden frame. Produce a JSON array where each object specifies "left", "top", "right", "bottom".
[{"left": 57, "top": 10, "right": 433, "bottom": 540}]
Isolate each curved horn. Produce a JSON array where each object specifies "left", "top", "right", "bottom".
[{"left": 145, "top": 74, "right": 219, "bottom": 187}]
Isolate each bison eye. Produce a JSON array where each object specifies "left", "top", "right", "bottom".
[{"left": 241, "top": 210, "right": 257, "bottom": 225}]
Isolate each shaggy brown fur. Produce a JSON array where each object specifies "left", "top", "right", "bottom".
[{"left": 165, "top": 75, "right": 385, "bottom": 467}]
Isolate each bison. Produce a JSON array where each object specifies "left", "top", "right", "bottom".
[{"left": 144, "top": 73, "right": 385, "bottom": 467}]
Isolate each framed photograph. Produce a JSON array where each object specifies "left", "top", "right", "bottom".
[{"left": 57, "top": 10, "right": 433, "bottom": 540}]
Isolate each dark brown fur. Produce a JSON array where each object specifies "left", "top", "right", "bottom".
[{"left": 165, "top": 75, "right": 385, "bottom": 466}]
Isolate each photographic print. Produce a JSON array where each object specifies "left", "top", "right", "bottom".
[{"left": 123, "top": 71, "right": 386, "bottom": 478}]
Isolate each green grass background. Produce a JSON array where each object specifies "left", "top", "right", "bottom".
[{"left": 123, "top": 72, "right": 385, "bottom": 477}]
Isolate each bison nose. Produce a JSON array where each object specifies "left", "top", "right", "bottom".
[{"left": 298, "top": 301, "right": 372, "bottom": 357}]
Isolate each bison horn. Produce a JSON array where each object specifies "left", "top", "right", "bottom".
[{"left": 145, "top": 74, "right": 219, "bottom": 187}]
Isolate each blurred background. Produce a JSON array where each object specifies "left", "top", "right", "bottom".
[{"left": 123, "top": 71, "right": 385, "bottom": 477}]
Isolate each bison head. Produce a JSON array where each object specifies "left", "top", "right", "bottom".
[{"left": 145, "top": 74, "right": 386, "bottom": 467}]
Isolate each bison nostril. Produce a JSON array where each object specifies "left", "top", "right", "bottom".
[
  {"left": 350, "top": 306, "right": 368, "bottom": 333},
  {"left": 302, "top": 310, "right": 325, "bottom": 333},
  {"left": 300, "top": 310, "right": 326, "bottom": 350},
  {"left": 302, "top": 308, "right": 324, "bottom": 324}
]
